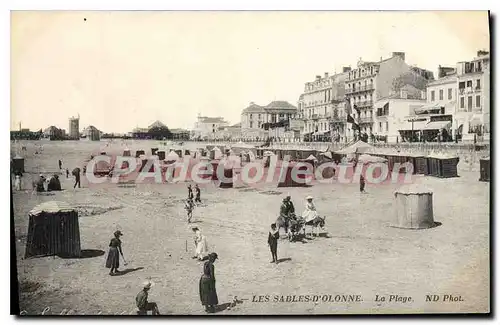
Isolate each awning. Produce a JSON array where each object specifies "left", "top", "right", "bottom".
[
  {"left": 469, "top": 118, "right": 482, "bottom": 127},
  {"left": 398, "top": 120, "right": 428, "bottom": 131},
  {"left": 424, "top": 121, "right": 452, "bottom": 130}
]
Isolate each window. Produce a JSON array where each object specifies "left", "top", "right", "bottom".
[
  {"left": 460, "top": 97, "right": 465, "bottom": 109},
  {"left": 431, "top": 91, "right": 435, "bottom": 101},
  {"left": 249, "top": 114, "right": 253, "bottom": 119},
  {"left": 468, "top": 96, "right": 473, "bottom": 112},
  {"left": 448, "top": 88, "right": 452, "bottom": 100},
  {"left": 476, "top": 95, "right": 481, "bottom": 108},
  {"left": 258, "top": 114, "right": 261, "bottom": 119},
  {"left": 249, "top": 121, "right": 253, "bottom": 128},
  {"left": 386, "top": 122, "right": 389, "bottom": 132},
  {"left": 476, "top": 79, "right": 481, "bottom": 89},
  {"left": 439, "top": 89, "right": 443, "bottom": 100},
  {"left": 379, "top": 122, "right": 382, "bottom": 132},
  {"left": 466, "top": 80, "right": 472, "bottom": 88}
]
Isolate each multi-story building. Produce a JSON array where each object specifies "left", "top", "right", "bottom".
[
  {"left": 455, "top": 50, "right": 490, "bottom": 142},
  {"left": 68, "top": 116, "right": 80, "bottom": 140},
  {"left": 170, "top": 128, "right": 191, "bottom": 140},
  {"left": 240, "top": 101, "right": 297, "bottom": 141},
  {"left": 299, "top": 69, "right": 350, "bottom": 142},
  {"left": 191, "top": 115, "right": 229, "bottom": 140},
  {"left": 373, "top": 86, "right": 427, "bottom": 143},
  {"left": 345, "top": 52, "right": 434, "bottom": 141}
]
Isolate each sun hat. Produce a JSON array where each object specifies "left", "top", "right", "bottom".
[{"left": 306, "top": 195, "right": 313, "bottom": 200}]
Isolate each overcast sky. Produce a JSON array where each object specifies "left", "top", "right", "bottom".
[{"left": 11, "top": 11, "right": 489, "bottom": 133}]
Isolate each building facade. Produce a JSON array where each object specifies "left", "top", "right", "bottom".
[
  {"left": 298, "top": 69, "right": 350, "bottom": 142},
  {"left": 454, "top": 50, "right": 490, "bottom": 142},
  {"left": 82, "top": 125, "right": 101, "bottom": 141},
  {"left": 373, "top": 88, "right": 427, "bottom": 143},
  {"left": 191, "top": 115, "right": 229, "bottom": 140},
  {"left": 240, "top": 101, "right": 297, "bottom": 141},
  {"left": 68, "top": 116, "right": 80, "bottom": 140},
  {"left": 345, "top": 52, "right": 434, "bottom": 141}
]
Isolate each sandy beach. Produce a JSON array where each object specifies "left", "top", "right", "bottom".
[{"left": 12, "top": 140, "right": 489, "bottom": 315}]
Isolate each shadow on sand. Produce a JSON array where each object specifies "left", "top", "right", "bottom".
[
  {"left": 115, "top": 267, "right": 144, "bottom": 276},
  {"left": 59, "top": 249, "right": 105, "bottom": 259}
]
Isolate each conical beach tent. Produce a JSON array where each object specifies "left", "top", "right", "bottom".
[{"left": 25, "top": 201, "right": 81, "bottom": 258}]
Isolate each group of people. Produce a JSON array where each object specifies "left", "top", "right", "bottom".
[
  {"left": 185, "top": 184, "right": 202, "bottom": 223},
  {"left": 268, "top": 194, "right": 323, "bottom": 262}
]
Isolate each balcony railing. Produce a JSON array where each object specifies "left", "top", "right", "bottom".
[
  {"left": 346, "top": 84, "right": 375, "bottom": 94},
  {"left": 328, "top": 115, "right": 345, "bottom": 123},
  {"left": 359, "top": 116, "right": 374, "bottom": 124}
]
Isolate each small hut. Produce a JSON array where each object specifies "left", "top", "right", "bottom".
[
  {"left": 426, "top": 153, "right": 459, "bottom": 178},
  {"left": 277, "top": 162, "right": 311, "bottom": 188},
  {"left": 24, "top": 201, "right": 81, "bottom": 258},
  {"left": 393, "top": 184, "right": 434, "bottom": 229},
  {"left": 12, "top": 155, "right": 25, "bottom": 174},
  {"left": 165, "top": 151, "right": 180, "bottom": 164},
  {"left": 219, "top": 167, "right": 233, "bottom": 188},
  {"left": 135, "top": 150, "right": 145, "bottom": 158},
  {"left": 123, "top": 148, "right": 131, "bottom": 157},
  {"left": 210, "top": 147, "right": 223, "bottom": 160},
  {"left": 151, "top": 148, "right": 159, "bottom": 155},
  {"left": 479, "top": 156, "right": 490, "bottom": 182},
  {"left": 157, "top": 150, "right": 166, "bottom": 161}
]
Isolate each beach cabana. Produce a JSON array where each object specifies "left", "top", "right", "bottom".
[
  {"left": 277, "top": 162, "right": 312, "bottom": 188},
  {"left": 426, "top": 153, "right": 459, "bottom": 178},
  {"left": 12, "top": 155, "right": 25, "bottom": 174},
  {"left": 151, "top": 148, "right": 159, "bottom": 155},
  {"left": 123, "top": 148, "right": 131, "bottom": 157},
  {"left": 165, "top": 151, "right": 180, "bottom": 164},
  {"left": 357, "top": 154, "right": 387, "bottom": 164},
  {"left": 210, "top": 147, "right": 223, "bottom": 160},
  {"left": 140, "top": 156, "right": 159, "bottom": 173},
  {"left": 218, "top": 167, "right": 234, "bottom": 188},
  {"left": 479, "top": 156, "right": 490, "bottom": 182},
  {"left": 157, "top": 150, "right": 166, "bottom": 161},
  {"left": 94, "top": 156, "right": 113, "bottom": 176},
  {"left": 135, "top": 150, "right": 145, "bottom": 158},
  {"left": 25, "top": 201, "right": 81, "bottom": 258}
]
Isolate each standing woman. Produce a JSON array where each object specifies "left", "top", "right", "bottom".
[
  {"left": 268, "top": 223, "right": 279, "bottom": 263},
  {"left": 106, "top": 230, "right": 124, "bottom": 276},
  {"left": 199, "top": 252, "right": 219, "bottom": 313}
]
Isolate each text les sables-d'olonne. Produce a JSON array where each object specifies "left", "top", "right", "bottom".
[{"left": 252, "top": 294, "right": 363, "bottom": 303}]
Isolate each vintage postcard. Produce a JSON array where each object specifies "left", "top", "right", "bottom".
[{"left": 10, "top": 11, "right": 490, "bottom": 315}]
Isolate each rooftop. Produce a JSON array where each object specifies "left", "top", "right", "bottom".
[
  {"left": 198, "top": 116, "right": 227, "bottom": 124},
  {"left": 265, "top": 101, "right": 297, "bottom": 110}
]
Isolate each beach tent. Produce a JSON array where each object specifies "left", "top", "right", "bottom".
[
  {"left": 123, "top": 148, "right": 131, "bottom": 157},
  {"left": 218, "top": 167, "right": 234, "bottom": 188},
  {"left": 135, "top": 150, "right": 145, "bottom": 158},
  {"left": 277, "top": 162, "right": 312, "bottom": 188},
  {"left": 151, "top": 148, "right": 159, "bottom": 155},
  {"left": 247, "top": 150, "right": 256, "bottom": 162},
  {"left": 12, "top": 155, "right": 25, "bottom": 174},
  {"left": 335, "top": 140, "right": 374, "bottom": 155},
  {"left": 47, "top": 175, "right": 62, "bottom": 191},
  {"left": 210, "top": 147, "right": 223, "bottom": 160},
  {"left": 24, "top": 201, "right": 81, "bottom": 258},
  {"left": 165, "top": 151, "right": 180, "bottom": 163},
  {"left": 140, "top": 156, "right": 159, "bottom": 173},
  {"left": 479, "top": 156, "right": 490, "bottom": 182},
  {"left": 426, "top": 153, "right": 459, "bottom": 178},
  {"left": 157, "top": 150, "right": 166, "bottom": 161},
  {"left": 357, "top": 154, "right": 388, "bottom": 164}
]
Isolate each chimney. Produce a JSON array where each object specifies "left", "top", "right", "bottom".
[
  {"left": 324, "top": 72, "right": 329, "bottom": 78},
  {"left": 342, "top": 67, "right": 351, "bottom": 73},
  {"left": 392, "top": 52, "right": 406, "bottom": 61},
  {"left": 477, "top": 50, "right": 489, "bottom": 57}
]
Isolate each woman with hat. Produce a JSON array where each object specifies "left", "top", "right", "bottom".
[
  {"left": 106, "top": 230, "right": 125, "bottom": 276},
  {"left": 302, "top": 195, "right": 318, "bottom": 223},
  {"left": 199, "top": 252, "right": 219, "bottom": 313}
]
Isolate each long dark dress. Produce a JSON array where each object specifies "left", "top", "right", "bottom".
[
  {"left": 268, "top": 230, "right": 279, "bottom": 259},
  {"left": 199, "top": 261, "right": 218, "bottom": 306},
  {"left": 105, "top": 238, "right": 121, "bottom": 269}
]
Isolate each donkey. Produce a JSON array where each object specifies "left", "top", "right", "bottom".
[{"left": 302, "top": 216, "right": 326, "bottom": 237}]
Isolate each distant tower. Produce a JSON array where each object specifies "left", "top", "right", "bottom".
[{"left": 69, "top": 115, "right": 80, "bottom": 140}]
